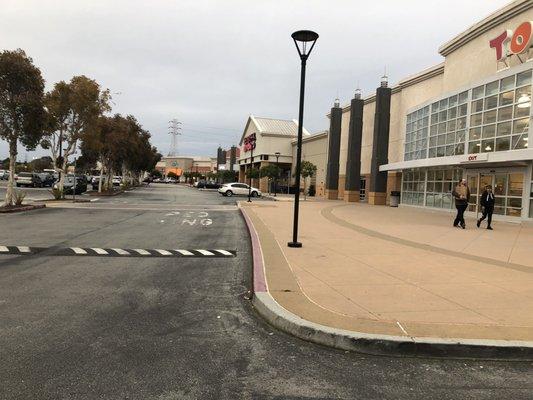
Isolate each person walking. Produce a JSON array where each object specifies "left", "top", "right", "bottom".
[
  {"left": 452, "top": 178, "right": 470, "bottom": 229},
  {"left": 477, "top": 184, "right": 495, "bottom": 230}
]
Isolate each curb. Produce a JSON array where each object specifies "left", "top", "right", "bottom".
[
  {"left": 0, "top": 204, "right": 46, "bottom": 214},
  {"left": 239, "top": 205, "right": 533, "bottom": 360}
]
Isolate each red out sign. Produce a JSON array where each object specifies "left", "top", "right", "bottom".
[
  {"left": 468, "top": 155, "right": 478, "bottom": 161},
  {"left": 489, "top": 21, "right": 533, "bottom": 61}
]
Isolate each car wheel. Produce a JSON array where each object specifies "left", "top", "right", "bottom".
[
  {"left": 251, "top": 191, "right": 258, "bottom": 197},
  {"left": 225, "top": 190, "right": 233, "bottom": 197}
]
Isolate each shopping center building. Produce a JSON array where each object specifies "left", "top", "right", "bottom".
[{"left": 238, "top": 0, "right": 533, "bottom": 220}]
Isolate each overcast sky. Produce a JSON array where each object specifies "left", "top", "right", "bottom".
[{"left": 1, "top": 0, "right": 510, "bottom": 160}]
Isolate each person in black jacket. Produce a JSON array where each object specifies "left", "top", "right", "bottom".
[
  {"left": 452, "top": 179, "right": 470, "bottom": 229},
  {"left": 477, "top": 185, "right": 495, "bottom": 230}
]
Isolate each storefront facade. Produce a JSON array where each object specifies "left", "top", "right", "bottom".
[{"left": 326, "top": 0, "right": 533, "bottom": 219}]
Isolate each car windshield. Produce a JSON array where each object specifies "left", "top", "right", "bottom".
[{"left": 19, "top": 173, "right": 32, "bottom": 177}]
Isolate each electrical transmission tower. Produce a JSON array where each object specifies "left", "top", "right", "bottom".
[{"left": 168, "top": 119, "right": 182, "bottom": 156}]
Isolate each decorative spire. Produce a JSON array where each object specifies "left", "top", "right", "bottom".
[{"left": 334, "top": 98, "right": 340, "bottom": 108}]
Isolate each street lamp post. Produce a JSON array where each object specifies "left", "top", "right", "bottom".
[
  {"left": 288, "top": 30, "right": 319, "bottom": 248},
  {"left": 247, "top": 145, "right": 254, "bottom": 202},
  {"left": 274, "top": 152, "right": 280, "bottom": 197}
]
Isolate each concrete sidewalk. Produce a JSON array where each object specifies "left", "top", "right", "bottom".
[{"left": 240, "top": 199, "right": 533, "bottom": 356}]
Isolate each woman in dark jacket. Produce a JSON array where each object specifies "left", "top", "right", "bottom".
[
  {"left": 477, "top": 185, "right": 495, "bottom": 230},
  {"left": 452, "top": 179, "right": 470, "bottom": 229}
]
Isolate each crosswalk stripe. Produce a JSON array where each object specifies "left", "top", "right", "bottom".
[
  {"left": 17, "top": 246, "right": 31, "bottom": 253},
  {"left": 71, "top": 247, "right": 88, "bottom": 255},
  {"left": 196, "top": 249, "right": 214, "bottom": 256},
  {"left": 112, "top": 248, "right": 130, "bottom": 255},
  {"left": 155, "top": 249, "right": 172, "bottom": 256},
  {"left": 215, "top": 249, "right": 233, "bottom": 256},
  {"left": 91, "top": 248, "right": 108, "bottom": 255},
  {"left": 176, "top": 249, "right": 194, "bottom": 256},
  {"left": 133, "top": 249, "right": 151, "bottom": 255},
  {"left": 0, "top": 246, "right": 9, "bottom": 252}
]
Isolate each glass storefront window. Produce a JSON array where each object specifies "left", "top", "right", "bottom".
[{"left": 405, "top": 69, "right": 531, "bottom": 162}]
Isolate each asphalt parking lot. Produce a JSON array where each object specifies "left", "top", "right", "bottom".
[{"left": 0, "top": 184, "right": 531, "bottom": 400}]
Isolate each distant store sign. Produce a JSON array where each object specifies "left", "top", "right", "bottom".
[
  {"left": 490, "top": 21, "right": 533, "bottom": 62},
  {"left": 244, "top": 133, "right": 256, "bottom": 152}
]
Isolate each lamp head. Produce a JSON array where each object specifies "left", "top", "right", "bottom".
[{"left": 291, "top": 30, "right": 319, "bottom": 60}]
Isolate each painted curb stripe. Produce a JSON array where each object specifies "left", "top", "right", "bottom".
[
  {"left": 155, "top": 249, "right": 172, "bottom": 256},
  {"left": 133, "top": 249, "right": 151, "bottom": 255},
  {"left": 71, "top": 247, "right": 87, "bottom": 255},
  {"left": 91, "top": 248, "right": 108, "bottom": 255},
  {"left": 112, "top": 248, "right": 130, "bottom": 255},
  {"left": 0, "top": 245, "right": 236, "bottom": 258},
  {"left": 175, "top": 250, "right": 194, "bottom": 256}
]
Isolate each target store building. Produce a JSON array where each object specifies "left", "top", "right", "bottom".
[{"left": 323, "top": 0, "right": 533, "bottom": 220}]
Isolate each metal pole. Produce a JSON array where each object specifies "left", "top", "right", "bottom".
[
  {"left": 248, "top": 147, "right": 253, "bottom": 202},
  {"left": 72, "top": 157, "right": 76, "bottom": 202},
  {"left": 288, "top": 57, "right": 307, "bottom": 248},
  {"left": 275, "top": 154, "right": 279, "bottom": 197}
]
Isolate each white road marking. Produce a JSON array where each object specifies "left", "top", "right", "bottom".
[
  {"left": 133, "top": 249, "right": 151, "bottom": 255},
  {"left": 0, "top": 246, "right": 9, "bottom": 252},
  {"left": 215, "top": 249, "right": 233, "bottom": 256},
  {"left": 71, "top": 247, "right": 88, "bottom": 255},
  {"left": 112, "top": 248, "right": 130, "bottom": 255},
  {"left": 17, "top": 246, "right": 31, "bottom": 253},
  {"left": 155, "top": 249, "right": 172, "bottom": 256},
  {"left": 196, "top": 249, "right": 214, "bottom": 256},
  {"left": 175, "top": 249, "right": 194, "bottom": 256},
  {"left": 91, "top": 248, "right": 108, "bottom": 255}
]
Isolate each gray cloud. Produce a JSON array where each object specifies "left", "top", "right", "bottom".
[{"left": 1, "top": 0, "right": 509, "bottom": 160}]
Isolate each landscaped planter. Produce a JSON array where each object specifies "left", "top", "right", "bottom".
[{"left": 0, "top": 204, "right": 46, "bottom": 214}]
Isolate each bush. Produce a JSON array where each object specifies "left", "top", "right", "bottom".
[
  {"left": 50, "top": 187, "right": 63, "bottom": 200},
  {"left": 14, "top": 190, "right": 26, "bottom": 205},
  {"left": 308, "top": 185, "right": 316, "bottom": 197}
]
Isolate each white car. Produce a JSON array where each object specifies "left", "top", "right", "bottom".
[{"left": 218, "top": 182, "right": 261, "bottom": 197}]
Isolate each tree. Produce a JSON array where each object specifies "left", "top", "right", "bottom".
[
  {"left": 0, "top": 49, "right": 46, "bottom": 206},
  {"left": 167, "top": 171, "right": 178, "bottom": 179},
  {"left": 260, "top": 164, "right": 280, "bottom": 194},
  {"left": 42, "top": 75, "right": 110, "bottom": 196},
  {"left": 301, "top": 161, "right": 317, "bottom": 200},
  {"left": 217, "top": 170, "right": 237, "bottom": 183},
  {"left": 150, "top": 169, "right": 162, "bottom": 178},
  {"left": 30, "top": 156, "right": 52, "bottom": 172},
  {"left": 245, "top": 168, "right": 260, "bottom": 179}
]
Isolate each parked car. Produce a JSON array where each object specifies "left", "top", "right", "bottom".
[
  {"left": 164, "top": 177, "right": 177, "bottom": 184},
  {"left": 55, "top": 175, "right": 87, "bottom": 195},
  {"left": 112, "top": 176, "right": 122, "bottom": 186},
  {"left": 15, "top": 172, "right": 43, "bottom": 188},
  {"left": 43, "top": 169, "right": 59, "bottom": 181},
  {"left": 0, "top": 170, "right": 9, "bottom": 180},
  {"left": 218, "top": 182, "right": 261, "bottom": 197},
  {"left": 197, "top": 180, "right": 220, "bottom": 189},
  {"left": 37, "top": 173, "right": 55, "bottom": 187}
]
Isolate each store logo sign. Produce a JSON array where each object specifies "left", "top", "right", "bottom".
[
  {"left": 490, "top": 21, "right": 533, "bottom": 62},
  {"left": 243, "top": 133, "right": 256, "bottom": 152},
  {"left": 461, "top": 153, "right": 489, "bottom": 163}
]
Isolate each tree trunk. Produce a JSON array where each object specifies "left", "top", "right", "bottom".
[
  {"left": 98, "top": 161, "right": 104, "bottom": 193},
  {"left": 4, "top": 139, "right": 17, "bottom": 207},
  {"left": 303, "top": 177, "right": 307, "bottom": 201}
]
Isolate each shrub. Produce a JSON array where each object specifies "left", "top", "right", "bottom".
[
  {"left": 14, "top": 190, "right": 26, "bottom": 205},
  {"left": 50, "top": 187, "right": 63, "bottom": 200}
]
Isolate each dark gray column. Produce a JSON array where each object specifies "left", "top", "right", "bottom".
[
  {"left": 325, "top": 99, "right": 342, "bottom": 199},
  {"left": 217, "top": 147, "right": 224, "bottom": 166},
  {"left": 344, "top": 90, "right": 364, "bottom": 202},
  {"left": 368, "top": 77, "right": 392, "bottom": 205},
  {"left": 229, "top": 146, "right": 237, "bottom": 171}
]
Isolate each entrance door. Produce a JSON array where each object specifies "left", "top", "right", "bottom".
[{"left": 466, "top": 171, "right": 524, "bottom": 217}]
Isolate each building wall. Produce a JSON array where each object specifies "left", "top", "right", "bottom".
[
  {"left": 292, "top": 133, "right": 328, "bottom": 197},
  {"left": 441, "top": 8, "right": 533, "bottom": 92}
]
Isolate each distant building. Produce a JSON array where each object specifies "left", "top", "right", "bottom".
[{"left": 155, "top": 156, "right": 217, "bottom": 180}]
